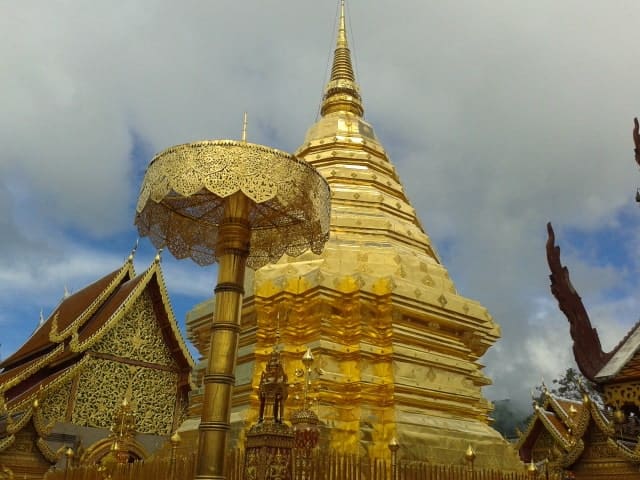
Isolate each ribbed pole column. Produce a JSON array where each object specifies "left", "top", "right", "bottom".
[{"left": 195, "top": 191, "right": 250, "bottom": 480}]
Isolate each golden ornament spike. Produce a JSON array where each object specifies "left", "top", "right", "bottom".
[{"left": 170, "top": 430, "right": 182, "bottom": 444}]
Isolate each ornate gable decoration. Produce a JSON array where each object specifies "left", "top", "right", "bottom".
[{"left": 0, "top": 255, "right": 194, "bottom": 449}]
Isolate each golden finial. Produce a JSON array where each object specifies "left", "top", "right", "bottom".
[
  {"left": 154, "top": 249, "right": 163, "bottom": 263},
  {"left": 32, "top": 398, "right": 39, "bottom": 410},
  {"left": 302, "top": 347, "right": 314, "bottom": 368},
  {"left": 321, "top": 0, "right": 364, "bottom": 117},
  {"left": 527, "top": 458, "right": 537, "bottom": 473},
  {"left": 388, "top": 436, "right": 400, "bottom": 452},
  {"left": 464, "top": 444, "right": 476, "bottom": 462},
  {"left": 613, "top": 407, "right": 626, "bottom": 425},
  {"left": 128, "top": 238, "right": 139, "bottom": 262},
  {"left": 301, "top": 346, "right": 314, "bottom": 408},
  {"left": 242, "top": 112, "right": 248, "bottom": 142},
  {"left": 569, "top": 404, "right": 578, "bottom": 416},
  {"left": 170, "top": 431, "right": 182, "bottom": 445}
]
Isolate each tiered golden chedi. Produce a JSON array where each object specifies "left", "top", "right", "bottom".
[{"left": 188, "top": 2, "right": 520, "bottom": 469}]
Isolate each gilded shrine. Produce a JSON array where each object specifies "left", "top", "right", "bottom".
[
  {"left": 0, "top": 254, "right": 193, "bottom": 478},
  {"left": 186, "top": 1, "right": 521, "bottom": 470}
]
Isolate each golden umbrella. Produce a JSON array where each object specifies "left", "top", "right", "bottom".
[{"left": 135, "top": 125, "right": 331, "bottom": 480}]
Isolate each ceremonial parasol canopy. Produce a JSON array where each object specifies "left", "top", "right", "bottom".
[
  {"left": 135, "top": 139, "right": 331, "bottom": 269},
  {"left": 133, "top": 129, "right": 331, "bottom": 480}
]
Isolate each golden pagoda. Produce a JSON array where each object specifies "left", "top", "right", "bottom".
[{"left": 187, "top": 1, "right": 521, "bottom": 469}]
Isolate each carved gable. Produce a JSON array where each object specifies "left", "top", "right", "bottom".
[
  {"left": 72, "top": 357, "right": 178, "bottom": 435},
  {"left": 91, "top": 291, "right": 175, "bottom": 367}
]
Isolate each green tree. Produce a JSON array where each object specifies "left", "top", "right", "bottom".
[
  {"left": 536, "top": 367, "right": 600, "bottom": 404},
  {"left": 492, "top": 399, "right": 530, "bottom": 439}
]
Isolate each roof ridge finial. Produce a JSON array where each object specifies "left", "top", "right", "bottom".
[
  {"left": 320, "top": 0, "right": 364, "bottom": 117},
  {"left": 128, "top": 238, "right": 140, "bottom": 262}
]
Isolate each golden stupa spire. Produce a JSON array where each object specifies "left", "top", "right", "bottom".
[{"left": 321, "top": 0, "right": 364, "bottom": 117}]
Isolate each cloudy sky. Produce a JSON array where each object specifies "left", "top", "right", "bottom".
[{"left": 1, "top": 1, "right": 639, "bottom": 414}]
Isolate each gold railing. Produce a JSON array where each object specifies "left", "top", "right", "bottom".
[{"left": 44, "top": 450, "right": 529, "bottom": 480}]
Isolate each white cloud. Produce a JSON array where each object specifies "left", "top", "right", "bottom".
[{"left": 1, "top": 1, "right": 639, "bottom": 409}]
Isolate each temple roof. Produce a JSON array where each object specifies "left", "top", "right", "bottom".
[
  {"left": 0, "top": 264, "right": 132, "bottom": 370},
  {"left": 0, "top": 255, "right": 194, "bottom": 414},
  {"left": 547, "top": 223, "right": 640, "bottom": 384},
  {"left": 515, "top": 388, "right": 640, "bottom": 468},
  {"left": 596, "top": 321, "right": 640, "bottom": 381}
]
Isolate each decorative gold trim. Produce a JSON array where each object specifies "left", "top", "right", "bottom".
[
  {"left": 150, "top": 261, "right": 195, "bottom": 369},
  {"left": 6, "top": 406, "right": 33, "bottom": 435},
  {"left": 81, "top": 436, "right": 149, "bottom": 464},
  {"left": 0, "top": 344, "right": 64, "bottom": 393},
  {"left": 69, "top": 260, "right": 194, "bottom": 372},
  {"left": 589, "top": 400, "right": 615, "bottom": 436},
  {"left": 137, "top": 140, "right": 316, "bottom": 208},
  {"left": 536, "top": 410, "right": 571, "bottom": 450},
  {"left": 513, "top": 411, "right": 536, "bottom": 450},
  {"left": 69, "top": 267, "right": 154, "bottom": 353},
  {"left": 606, "top": 437, "right": 640, "bottom": 463},
  {"left": 546, "top": 395, "right": 571, "bottom": 425},
  {"left": 36, "top": 436, "right": 60, "bottom": 463},
  {"left": 9, "top": 356, "right": 88, "bottom": 413},
  {"left": 33, "top": 403, "right": 55, "bottom": 438},
  {"left": 571, "top": 401, "right": 590, "bottom": 438},
  {"left": 47, "top": 312, "right": 62, "bottom": 342},
  {"left": 135, "top": 140, "right": 331, "bottom": 269},
  {"left": 50, "top": 262, "right": 134, "bottom": 343},
  {"left": 0, "top": 434, "right": 15, "bottom": 453},
  {"left": 558, "top": 438, "right": 583, "bottom": 468}
]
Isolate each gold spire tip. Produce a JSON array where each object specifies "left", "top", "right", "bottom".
[
  {"left": 338, "top": 0, "right": 347, "bottom": 48},
  {"left": 321, "top": 0, "right": 364, "bottom": 117}
]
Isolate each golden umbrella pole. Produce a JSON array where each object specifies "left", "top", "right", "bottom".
[
  {"left": 197, "top": 191, "right": 250, "bottom": 478},
  {"left": 135, "top": 125, "right": 331, "bottom": 480}
]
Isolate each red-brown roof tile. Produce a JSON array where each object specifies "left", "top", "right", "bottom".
[{"left": 0, "top": 267, "right": 131, "bottom": 369}]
